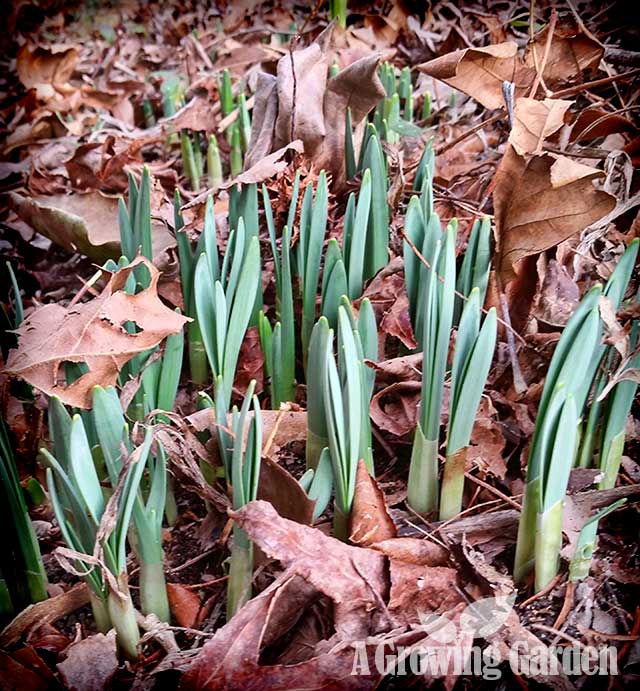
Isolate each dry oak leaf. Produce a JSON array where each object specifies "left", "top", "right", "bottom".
[
  {"left": 524, "top": 20, "right": 603, "bottom": 86},
  {"left": 244, "top": 22, "right": 385, "bottom": 185},
  {"left": 181, "top": 570, "right": 384, "bottom": 691},
  {"left": 5, "top": 258, "right": 189, "bottom": 408},
  {"left": 509, "top": 97, "right": 573, "bottom": 156},
  {"left": 493, "top": 145, "right": 616, "bottom": 283}
]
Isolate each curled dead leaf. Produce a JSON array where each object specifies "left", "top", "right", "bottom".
[
  {"left": 167, "top": 583, "right": 203, "bottom": 629},
  {"left": 370, "top": 381, "right": 420, "bottom": 437},
  {"left": 244, "top": 23, "right": 385, "bottom": 185},
  {"left": 350, "top": 460, "right": 397, "bottom": 546},
  {"left": 17, "top": 43, "right": 79, "bottom": 98},
  {"left": 8, "top": 191, "right": 175, "bottom": 264}
]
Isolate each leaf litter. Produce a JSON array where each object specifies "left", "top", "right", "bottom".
[{"left": 1, "top": 1, "right": 639, "bottom": 689}]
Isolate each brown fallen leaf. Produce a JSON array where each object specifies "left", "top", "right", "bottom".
[
  {"left": 509, "top": 97, "right": 573, "bottom": 156},
  {"left": 379, "top": 291, "right": 417, "bottom": 350},
  {"left": 167, "top": 583, "right": 203, "bottom": 629},
  {"left": 532, "top": 257, "right": 580, "bottom": 326},
  {"left": 8, "top": 191, "right": 175, "bottom": 264},
  {"left": 0, "top": 649, "right": 52, "bottom": 691},
  {"left": 5, "top": 258, "right": 189, "bottom": 408},
  {"left": 350, "top": 460, "right": 397, "bottom": 546},
  {"left": 16, "top": 43, "right": 79, "bottom": 100},
  {"left": 524, "top": 19, "right": 603, "bottom": 86},
  {"left": 234, "top": 326, "right": 264, "bottom": 396},
  {"left": 493, "top": 145, "right": 616, "bottom": 283},
  {"left": 571, "top": 107, "right": 638, "bottom": 142},
  {"left": 230, "top": 500, "right": 388, "bottom": 639},
  {"left": 0, "top": 583, "right": 89, "bottom": 648},
  {"left": 372, "top": 538, "right": 449, "bottom": 568},
  {"left": 258, "top": 456, "right": 315, "bottom": 526},
  {"left": 226, "top": 141, "right": 304, "bottom": 189},
  {"left": 418, "top": 42, "right": 533, "bottom": 111},
  {"left": 57, "top": 631, "right": 118, "bottom": 691},
  {"left": 387, "top": 561, "right": 462, "bottom": 627},
  {"left": 187, "top": 409, "right": 308, "bottom": 460},
  {"left": 370, "top": 353, "right": 422, "bottom": 383},
  {"left": 183, "top": 500, "right": 466, "bottom": 690},
  {"left": 244, "top": 23, "right": 385, "bottom": 185},
  {"left": 180, "top": 571, "right": 385, "bottom": 691},
  {"left": 419, "top": 21, "right": 603, "bottom": 112},
  {"left": 370, "top": 381, "right": 421, "bottom": 437}
]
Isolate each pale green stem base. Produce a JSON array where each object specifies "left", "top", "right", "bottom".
[
  {"left": 139, "top": 559, "right": 170, "bottom": 623},
  {"left": 89, "top": 590, "right": 111, "bottom": 634},
  {"left": 569, "top": 432, "right": 625, "bottom": 582},
  {"left": 164, "top": 476, "right": 178, "bottom": 527},
  {"left": 188, "top": 334, "right": 208, "bottom": 386},
  {"left": 407, "top": 426, "right": 438, "bottom": 515},
  {"left": 107, "top": 576, "right": 140, "bottom": 661},
  {"left": 333, "top": 503, "right": 350, "bottom": 542},
  {"left": 306, "top": 429, "right": 328, "bottom": 472},
  {"left": 514, "top": 478, "right": 540, "bottom": 583},
  {"left": 439, "top": 447, "right": 467, "bottom": 521},
  {"left": 534, "top": 501, "right": 563, "bottom": 593},
  {"left": 226, "top": 527, "right": 253, "bottom": 620}
]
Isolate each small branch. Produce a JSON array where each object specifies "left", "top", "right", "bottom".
[
  {"left": 435, "top": 112, "right": 503, "bottom": 155},
  {"left": 528, "top": 8, "right": 557, "bottom": 99},
  {"left": 551, "top": 68, "right": 640, "bottom": 99}
]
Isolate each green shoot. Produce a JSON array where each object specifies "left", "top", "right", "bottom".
[
  {"left": 454, "top": 216, "right": 492, "bottom": 325},
  {"left": 514, "top": 286, "right": 603, "bottom": 589},
  {"left": 91, "top": 387, "right": 170, "bottom": 622},
  {"left": 329, "top": 0, "right": 347, "bottom": 29},
  {"left": 43, "top": 412, "right": 153, "bottom": 659},
  {"left": 194, "top": 227, "right": 261, "bottom": 473},
  {"left": 207, "top": 134, "right": 223, "bottom": 190},
  {"left": 440, "top": 291, "right": 497, "bottom": 520},
  {"left": 227, "top": 381, "right": 262, "bottom": 618},
  {"left": 324, "top": 298, "right": 377, "bottom": 540},
  {"left": 407, "top": 223, "right": 456, "bottom": 515},
  {"left": 0, "top": 417, "right": 48, "bottom": 621},
  {"left": 296, "top": 171, "right": 329, "bottom": 372}
]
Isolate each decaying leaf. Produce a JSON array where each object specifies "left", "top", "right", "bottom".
[
  {"left": 419, "top": 22, "right": 603, "bottom": 111},
  {"left": 57, "top": 631, "right": 118, "bottom": 691},
  {"left": 349, "top": 459, "right": 397, "bottom": 546},
  {"left": 230, "top": 500, "right": 388, "bottom": 639},
  {"left": 183, "top": 500, "right": 468, "bottom": 690},
  {"left": 418, "top": 42, "right": 530, "bottom": 111},
  {"left": 509, "top": 98, "right": 573, "bottom": 155},
  {"left": 0, "top": 583, "right": 89, "bottom": 648},
  {"left": 16, "top": 43, "right": 79, "bottom": 98},
  {"left": 370, "top": 381, "right": 421, "bottom": 437},
  {"left": 5, "top": 258, "right": 189, "bottom": 408},
  {"left": 494, "top": 146, "right": 616, "bottom": 283},
  {"left": 180, "top": 571, "right": 384, "bottom": 691},
  {"left": 258, "top": 456, "right": 315, "bottom": 526},
  {"left": 244, "top": 23, "right": 385, "bottom": 185},
  {"left": 167, "top": 584, "right": 203, "bottom": 629},
  {"left": 8, "top": 191, "right": 175, "bottom": 264}
]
